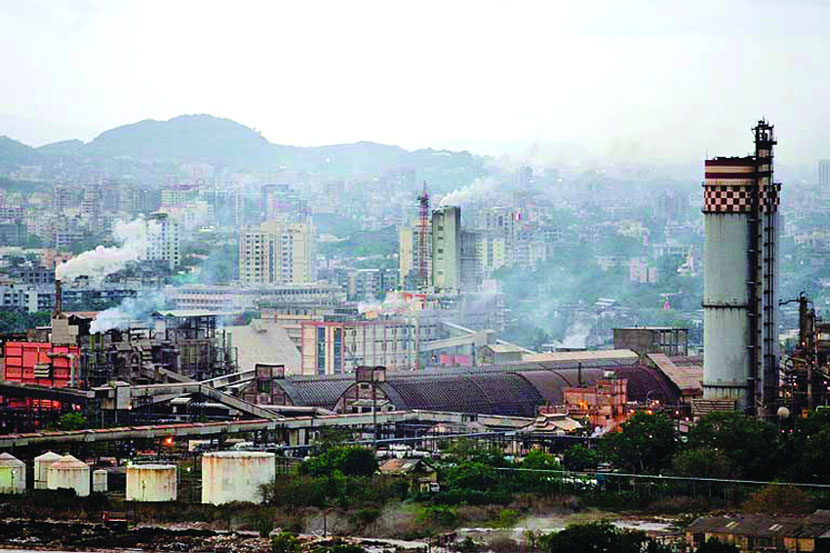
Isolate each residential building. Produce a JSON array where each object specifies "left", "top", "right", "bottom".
[
  {"left": 431, "top": 206, "right": 461, "bottom": 292},
  {"left": 239, "top": 220, "right": 316, "bottom": 285},
  {"left": 144, "top": 213, "right": 181, "bottom": 271}
]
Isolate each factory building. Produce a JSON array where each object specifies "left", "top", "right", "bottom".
[
  {"left": 702, "top": 120, "right": 781, "bottom": 415},
  {"left": 167, "top": 282, "right": 346, "bottom": 311}
]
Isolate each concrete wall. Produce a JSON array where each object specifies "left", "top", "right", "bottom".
[{"left": 201, "top": 451, "right": 275, "bottom": 505}]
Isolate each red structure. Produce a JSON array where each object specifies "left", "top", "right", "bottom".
[
  {"left": 3, "top": 342, "right": 80, "bottom": 388},
  {"left": 417, "top": 181, "right": 430, "bottom": 289}
]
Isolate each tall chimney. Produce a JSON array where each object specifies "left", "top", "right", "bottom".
[{"left": 53, "top": 279, "right": 62, "bottom": 316}]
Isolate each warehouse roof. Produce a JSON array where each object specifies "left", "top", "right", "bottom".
[{"left": 272, "top": 361, "right": 680, "bottom": 415}]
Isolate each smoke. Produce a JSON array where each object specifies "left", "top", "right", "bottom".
[
  {"left": 439, "top": 176, "right": 499, "bottom": 207},
  {"left": 55, "top": 217, "right": 157, "bottom": 282},
  {"left": 90, "top": 291, "right": 168, "bottom": 333},
  {"left": 553, "top": 321, "right": 591, "bottom": 350}
]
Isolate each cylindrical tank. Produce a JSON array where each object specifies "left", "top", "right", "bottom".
[
  {"left": 126, "top": 464, "right": 177, "bottom": 502},
  {"left": 34, "top": 451, "right": 63, "bottom": 489},
  {"left": 201, "top": 451, "right": 275, "bottom": 505},
  {"left": 0, "top": 453, "right": 26, "bottom": 494},
  {"left": 47, "top": 454, "right": 90, "bottom": 497},
  {"left": 92, "top": 469, "right": 108, "bottom": 493}
]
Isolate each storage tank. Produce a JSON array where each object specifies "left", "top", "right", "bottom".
[
  {"left": 0, "top": 453, "right": 26, "bottom": 494},
  {"left": 201, "top": 451, "right": 274, "bottom": 505},
  {"left": 47, "top": 454, "right": 90, "bottom": 497},
  {"left": 92, "top": 469, "right": 108, "bottom": 493},
  {"left": 126, "top": 464, "right": 177, "bottom": 502},
  {"left": 34, "top": 451, "right": 63, "bottom": 489}
]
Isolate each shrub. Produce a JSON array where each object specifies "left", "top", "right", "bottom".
[{"left": 271, "top": 531, "right": 301, "bottom": 553}]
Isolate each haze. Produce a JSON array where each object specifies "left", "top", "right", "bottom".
[{"left": 2, "top": 0, "right": 828, "bottom": 163}]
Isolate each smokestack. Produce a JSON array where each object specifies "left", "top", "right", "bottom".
[
  {"left": 53, "top": 279, "right": 63, "bottom": 316},
  {"left": 702, "top": 119, "right": 780, "bottom": 416}
]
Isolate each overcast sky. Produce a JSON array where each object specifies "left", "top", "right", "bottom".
[{"left": 1, "top": 0, "right": 828, "bottom": 164}]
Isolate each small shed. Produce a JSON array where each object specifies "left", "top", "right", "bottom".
[{"left": 379, "top": 457, "right": 439, "bottom": 493}]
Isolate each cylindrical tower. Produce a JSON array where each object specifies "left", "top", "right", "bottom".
[{"left": 702, "top": 120, "right": 780, "bottom": 415}]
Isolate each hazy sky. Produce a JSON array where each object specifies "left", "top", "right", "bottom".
[{"left": 2, "top": 0, "right": 828, "bottom": 164}]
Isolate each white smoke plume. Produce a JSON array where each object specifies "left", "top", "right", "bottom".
[
  {"left": 555, "top": 321, "right": 591, "bottom": 349},
  {"left": 90, "top": 291, "right": 168, "bottom": 333},
  {"left": 56, "top": 217, "right": 157, "bottom": 282},
  {"left": 439, "top": 176, "right": 499, "bottom": 207}
]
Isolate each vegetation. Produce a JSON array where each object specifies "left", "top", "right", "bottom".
[
  {"left": 695, "top": 539, "right": 739, "bottom": 553},
  {"left": 600, "top": 412, "right": 677, "bottom": 473},
  {"left": 539, "top": 521, "right": 671, "bottom": 553},
  {"left": 301, "top": 446, "right": 379, "bottom": 478},
  {"left": 0, "top": 310, "right": 51, "bottom": 333}
]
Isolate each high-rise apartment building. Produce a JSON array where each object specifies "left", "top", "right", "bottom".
[
  {"left": 431, "top": 206, "right": 461, "bottom": 292},
  {"left": 145, "top": 212, "right": 181, "bottom": 271},
  {"left": 239, "top": 220, "right": 316, "bottom": 285},
  {"left": 819, "top": 160, "right": 830, "bottom": 188}
]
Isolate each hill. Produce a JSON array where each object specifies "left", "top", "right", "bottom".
[
  {"left": 1, "top": 114, "right": 488, "bottom": 187},
  {"left": 86, "top": 114, "right": 275, "bottom": 168}
]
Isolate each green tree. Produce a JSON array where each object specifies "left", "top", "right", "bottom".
[
  {"left": 444, "top": 460, "right": 500, "bottom": 492},
  {"left": 687, "top": 412, "right": 780, "bottom": 479},
  {"left": 742, "top": 484, "right": 813, "bottom": 515},
  {"left": 695, "top": 538, "right": 739, "bottom": 553},
  {"left": 301, "top": 446, "right": 378, "bottom": 478},
  {"left": 671, "top": 447, "right": 737, "bottom": 479},
  {"left": 600, "top": 412, "right": 677, "bottom": 473},
  {"left": 562, "top": 445, "right": 599, "bottom": 472},
  {"left": 51, "top": 412, "right": 87, "bottom": 431},
  {"left": 540, "top": 521, "right": 671, "bottom": 553}
]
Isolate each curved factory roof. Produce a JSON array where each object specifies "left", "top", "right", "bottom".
[{"left": 273, "top": 360, "right": 680, "bottom": 417}]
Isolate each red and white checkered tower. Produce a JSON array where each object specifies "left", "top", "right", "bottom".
[{"left": 702, "top": 120, "right": 781, "bottom": 417}]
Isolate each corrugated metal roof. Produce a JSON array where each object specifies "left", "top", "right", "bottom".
[
  {"left": 647, "top": 353, "right": 702, "bottom": 394},
  {"left": 522, "top": 349, "right": 639, "bottom": 364}
]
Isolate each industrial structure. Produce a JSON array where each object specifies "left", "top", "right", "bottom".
[{"left": 702, "top": 120, "right": 781, "bottom": 416}]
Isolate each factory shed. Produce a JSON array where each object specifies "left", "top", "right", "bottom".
[
  {"left": 273, "top": 375, "right": 354, "bottom": 408},
  {"left": 269, "top": 354, "right": 681, "bottom": 416},
  {"left": 645, "top": 353, "right": 703, "bottom": 404}
]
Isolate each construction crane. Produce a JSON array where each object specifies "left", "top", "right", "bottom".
[{"left": 417, "top": 181, "right": 430, "bottom": 290}]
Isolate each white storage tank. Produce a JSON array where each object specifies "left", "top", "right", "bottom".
[
  {"left": 92, "top": 469, "right": 108, "bottom": 493},
  {"left": 126, "top": 464, "right": 177, "bottom": 502},
  {"left": 0, "top": 453, "right": 26, "bottom": 494},
  {"left": 201, "top": 451, "right": 274, "bottom": 505},
  {"left": 47, "top": 454, "right": 90, "bottom": 497},
  {"left": 34, "top": 451, "right": 63, "bottom": 489}
]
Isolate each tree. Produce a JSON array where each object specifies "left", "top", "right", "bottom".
[
  {"left": 600, "top": 412, "right": 677, "bottom": 473},
  {"left": 562, "top": 445, "right": 599, "bottom": 472},
  {"left": 301, "top": 446, "right": 378, "bottom": 478},
  {"left": 52, "top": 412, "right": 87, "bottom": 431},
  {"left": 742, "top": 485, "right": 813, "bottom": 515},
  {"left": 540, "top": 521, "right": 671, "bottom": 553},
  {"left": 696, "top": 539, "right": 738, "bottom": 553},
  {"left": 671, "top": 448, "right": 737, "bottom": 479},
  {"left": 687, "top": 412, "right": 780, "bottom": 479}
]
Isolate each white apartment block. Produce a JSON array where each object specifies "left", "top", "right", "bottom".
[
  {"left": 145, "top": 213, "right": 181, "bottom": 270},
  {"left": 239, "top": 220, "right": 316, "bottom": 285}
]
